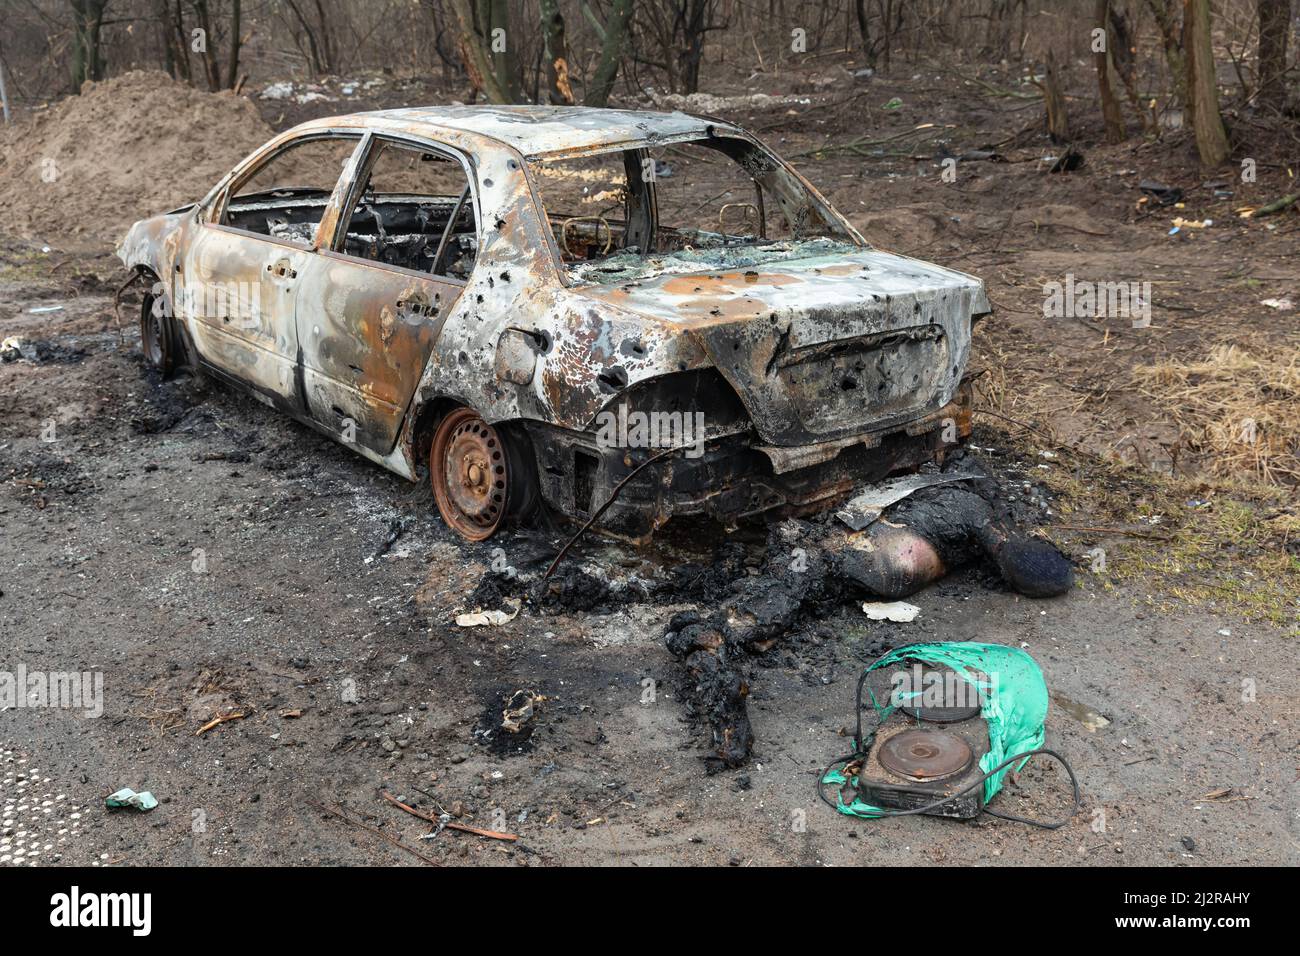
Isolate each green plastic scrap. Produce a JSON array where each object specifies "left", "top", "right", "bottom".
[
  {"left": 823, "top": 642, "right": 1049, "bottom": 819},
  {"left": 105, "top": 788, "right": 158, "bottom": 812}
]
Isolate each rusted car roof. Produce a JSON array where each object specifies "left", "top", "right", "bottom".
[{"left": 329, "top": 105, "right": 716, "bottom": 158}]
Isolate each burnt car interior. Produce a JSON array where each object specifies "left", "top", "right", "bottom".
[
  {"left": 333, "top": 139, "right": 478, "bottom": 279},
  {"left": 529, "top": 133, "right": 855, "bottom": 278},
  {"left": 223, "top": 134, "right": 359, "bottom": 245},
  {"left": 223, "top": 134, "right": 478, "bottom": 279}
]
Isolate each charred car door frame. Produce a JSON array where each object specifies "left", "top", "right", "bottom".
[
  {"left": 184, "top": 130, "right": 368, "bottom": 413},
  {"left": 292, "top": 133, "right": 478, "bottom": 456}
]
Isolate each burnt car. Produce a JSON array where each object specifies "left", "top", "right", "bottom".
[{"left": 119, "top": 106, "right": 990, "bottom": 542}]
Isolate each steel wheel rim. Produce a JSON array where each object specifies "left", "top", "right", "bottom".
[
  {"left": 430, "top": 408, "right": 509, "bottom": 541},
  {"left": 143, "top": 312, "right": 165, "bottom": 367}
]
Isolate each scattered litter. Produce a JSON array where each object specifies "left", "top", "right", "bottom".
[
  {"left": 455, "top": 597, "right": 522, "bottom": 627},
  {"left": 861, "top": 600, "right": 920, "bottom": 622},
  {"left": 647, "top": 91, "right": 810, "bottom": 112},
  {"left": 1171, "top": 217, "right": 1212, "bottom": 231},
  {"left": 259, "top": 81, "right": 333, "bottom": 105},
  {"left": 501, "top": 689, "right": 546, "bottom": 733},
  {"left": 882, "top": 96, "right": 903, "bottom": 110},
  {"left": 260, "top": 81, "right": 294, "bottom": 100},
  {"left": 1260, "top": 298, "right": 1293, "bottom": 311},
  {"left": 196, "top": 711, "right": 246, "bottom": 736},
  {"left": 1203, "top": 787, "right": 1250, "bottom": 802},
  {"left": 0, "top": 337, "right": 26, "bottom": 362},
  {"left": 1139, "top": 181, "right": 1183, "bottom": 205},
  {"left": 279, "top": 709, "right": 303, "bottom": 719},
  {"left": 381, "top": 790, "right": 518, "bottom": 842},
  {"left": 27, "top": 305, "right": 64, "bottom": 314},
  {"left": 957, "top": 149, "right": 1005, "bottom": 163},
  {"left": 105, "top": 788, "right": 158, "bottom": 812}
]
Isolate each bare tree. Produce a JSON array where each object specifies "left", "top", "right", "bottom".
[
  {"left": 855, "top": 0, "right": 902, "bottom": 69},
  {"left": 539, "top": 0, "right": 574, "bottom": 104},
  {"left": 69, "top": 0, "right": 110, "bottom": 88},
  {"left": 489, "top": 0, "right": 522, "bottom": 101},
  {"left": 638, "top": 0, "right": 727, "bottom": 94},
  {"left": 448, "top": 0, "right": 514, "bottom": 102},
  {"left": 1036, "top": 48, "right": 1070, "bottom": 143},
  {"left": 226, "top": 0, "right": 243, "bottom": 90},
  {"left": 1185, "top": 0, "right": 1230, "bottom": 165},
  {"left": 1094, "top": 0, "right": 1125, "bottom": 142},
  {"left": 282, "top": 0, "right": 337, "bottom": 76},
  {"left": 1145, "top": 0, "right": 1187, "bottom": 105},
  {"left": 1256, "top": 0, "right": 1290, "bottom": 112},
  {"left": 585, "top": 0, "right": 634, "bottom": 107}
]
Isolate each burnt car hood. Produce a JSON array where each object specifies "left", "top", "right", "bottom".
[{"left": 580, "top": 247, "right": 990, "bottom": 446}]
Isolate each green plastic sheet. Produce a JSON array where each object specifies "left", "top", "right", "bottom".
[{"left": 823, "top": 642, "right": 1049, "bottom": 819}]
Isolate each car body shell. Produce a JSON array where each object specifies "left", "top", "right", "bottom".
[{"left": 118, "top": 106, "right": 991, "bottom": 539}]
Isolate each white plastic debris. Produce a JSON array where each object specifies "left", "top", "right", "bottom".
[
  {"left": 861, "top": 600, "right": 920, "bottom": 623},
  {"left": 259, "top": 81, "right": 294, "bottom": 100},
  {"left": 455, "top": 598, "right": 521, "bottom": 628}
]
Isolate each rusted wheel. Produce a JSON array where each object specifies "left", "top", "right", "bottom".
[
  {"left": 429, "top": 408, "right": 516, "bottom": 541},
  {"left": 140, "top": 293, "right": 174, "bottom": 376}
]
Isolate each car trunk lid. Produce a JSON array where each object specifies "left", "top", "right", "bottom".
[{"left": 580, "top": 247, "right": 989, "bottom": 446}]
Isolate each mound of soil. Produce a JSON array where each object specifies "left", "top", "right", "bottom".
[{"left": 0, "top": 71, "right": 275, "bottom": 246}]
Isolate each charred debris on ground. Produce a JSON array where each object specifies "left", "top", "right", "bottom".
[{"left": 466, "top": 449, "right": 1073, "bottom": 772}]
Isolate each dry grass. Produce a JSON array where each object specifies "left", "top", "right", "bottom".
[
  {"left": 1133, "top": 339, "right": 1300, "bottom": 486},
  {"left": 1024, "top": 431, "right": 1300, "bottom": 633}
]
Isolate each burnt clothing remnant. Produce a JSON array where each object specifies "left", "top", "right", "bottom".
[
  {"left": 838, "top": 487, "right": 1075, "bottom": 600},
  {"left": 665, "top": 461, "right": 1074, "bottom": 772}
]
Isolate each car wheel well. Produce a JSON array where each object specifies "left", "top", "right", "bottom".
[{"left": 411, "top": 397, "right": 464, "bottom": 468}]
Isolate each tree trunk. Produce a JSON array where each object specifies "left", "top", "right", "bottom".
[
  {"left": 681, "top": 0, "right": 710, "bottom": 94},
  {"left": 448, "top": 0, "right": 512, "bottom": 103},
  {"left": 225, "top": 0, "right": 242, "bottom": 91},
  {"left": 152, "top": 0, "right": 175, "bottom": 76},
  {"left": 1144, "top": 0, "right": 1186, "bottom": 105},
  {"left": 1094, "top": 0, "right": 1125, "bottom": 142},
  {"left": 192, "top": 0, "right": 223, "bottom": 90},
  {"left": 586, "top": 0, "right": 633, "bottom": 107},
  {"left": 538, "top": 0, "right": 573, "bottom": 104},
  {"left": 311, "top": 0, "right": 336, "bottom": 74},
  {"left": 170, "top": 0, "right": 191, "bottom": 82},
  {"left": 69, "top": 0, "right": 108, "bottom": 90},
  {"left": 1256, "top": 0, "right": 1290, "bottom": 112},
  {"left": 485, "top": 0, "right": 521, "bottom": 102},
  {"left": 1042, "top": 49, "right": 1070, "bottom": 143},
  {"left": 1185, "top": 0, "right": 1230, "bottom": 165},
  {"left": 284, "top": 0, "right": 325, "bottom": 76},
  {"left": 854, "top": 0, "right": 874, "bottom": 68}
]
